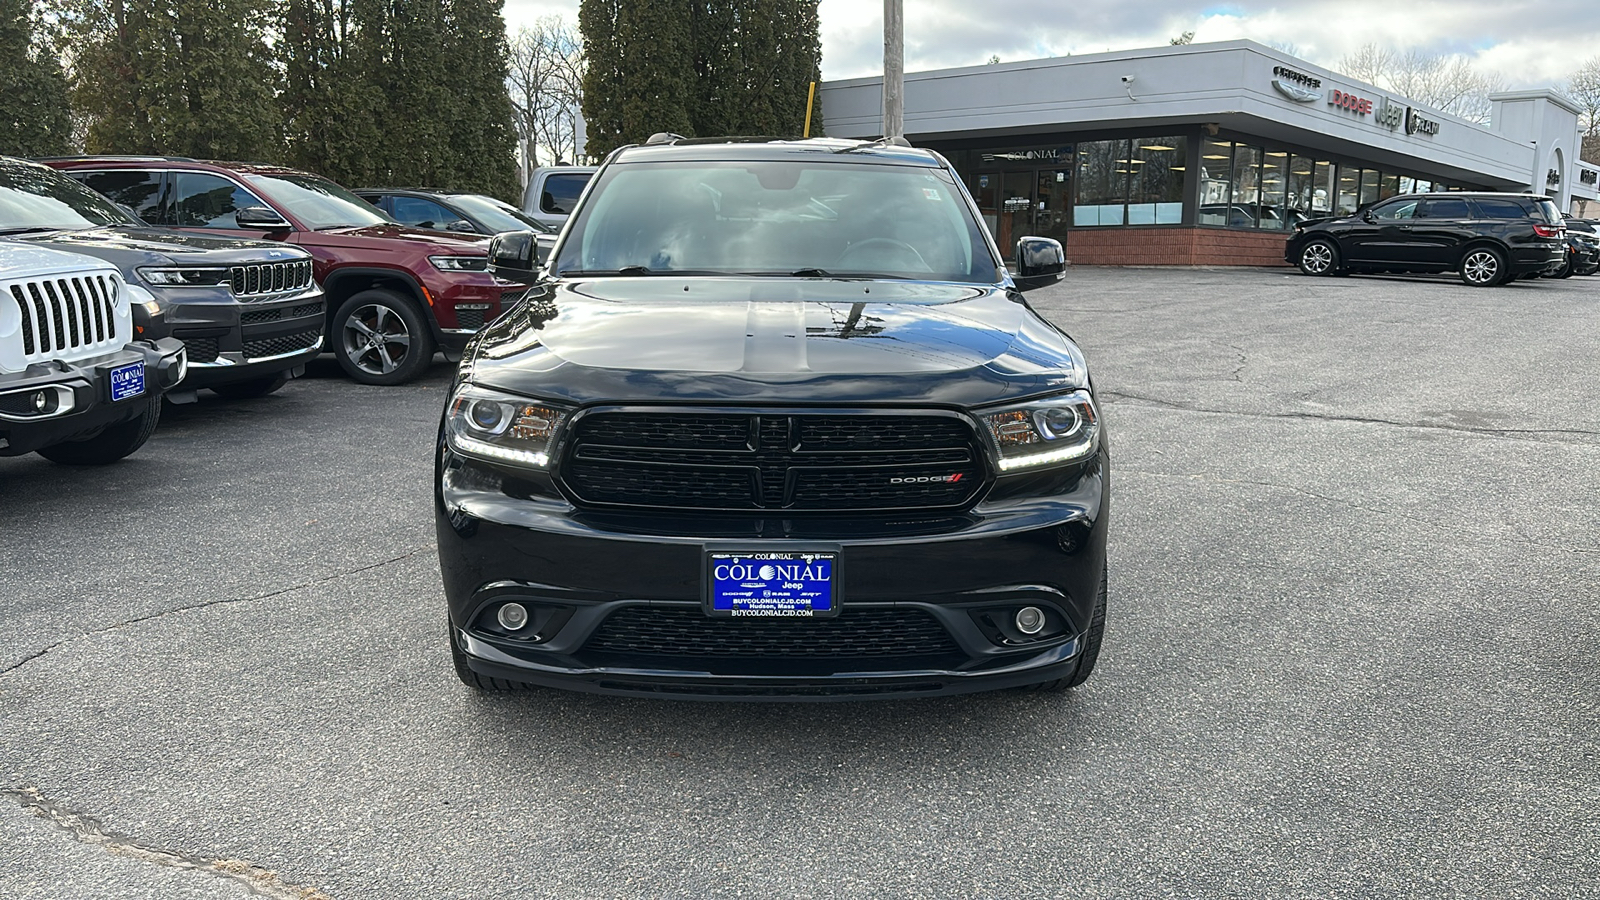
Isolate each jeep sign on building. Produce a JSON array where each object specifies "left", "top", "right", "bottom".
[{"left": 820, "top": 40, "right": 1589, "bottom": 265}]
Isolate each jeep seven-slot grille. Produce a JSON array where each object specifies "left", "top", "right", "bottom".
[
  {"left": 582, "top": 606, "right": 962, "bottom": 662},
  {"left": 229, "top": 260, "right": 314, "bottom": 300},
  {"left": 5, "top": 273, "right": 120, "bottom": 363},
  {"left": 560, "top": 412, "right": 986, "bottom": 512}
]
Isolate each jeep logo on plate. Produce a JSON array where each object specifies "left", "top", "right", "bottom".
[{"left": 890, "top": 474, "right": 965, "bottom": 484}]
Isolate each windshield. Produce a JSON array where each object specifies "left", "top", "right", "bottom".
[
  {"left": 0, "top": 159, "right": 141, "bottom": 232},
  {"left": 243, "top": 173, "right": 393, "bottom": 230},
  {"left": 451, "top": 194, "right": 548, "bottom": 233},
  {"left": 551, "top": 160, "right": 999, "bottom": 282}
]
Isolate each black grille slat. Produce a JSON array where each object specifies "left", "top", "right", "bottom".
[
  {"left": 183, "top": 336, "right": 220, "bottom": 363},
  {"left": 242, "top": 328, "right": 320, "bottom": 360},
  {"left": 583, "top": 607, "right": 961, "bottom": 659},
  {"left": 561, "top": 412, "right": 986, "bottom": 512},
  {"left": 11, "top": 286, "right": 35, "bottom": 355},
  {"left": 239, "top": 301, "right": 323, "bottom": 326}
]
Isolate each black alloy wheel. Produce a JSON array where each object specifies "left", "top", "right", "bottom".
[
  {"left": 333, "top": 289, "right": 436, "bottom": 385},
  {"left": 1459, "top": 247, "right": 1506, "bottom": 287},
  {"left": 36, "top": 392, "right": 162, "bottom": 465},
  {"left": 1297, "top": 239, "right": 1339, "bottom": 276}
]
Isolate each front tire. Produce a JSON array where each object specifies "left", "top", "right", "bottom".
[
  {"left": 333, "top": 290, "right": 436, "bottom": 385},
  {"left": 1459, "top": 247, "right": 1506, "bottom": 286},
  {"left": 209, "top": 372, "right": 290, "bottom": 400},
  {"left": 449, "top": 622, "right": 528, "bottom": 692},
  {"left": 1018, "top": 571, "right": 1107, "bottom": 693},
  {"left": 36, "top": 391, "right": 161, "bottom": 465},
  {"left": 1297, "top": 239, "right": 1339, "bottom": 276}
]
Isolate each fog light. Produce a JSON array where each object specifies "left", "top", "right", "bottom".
[
  {"left": 497, "top": 602, "right": 529, "bottom": 631},
  {"left": 31, "top": 391, "right": 48, "bottom": 413},
  {"left": 1015, "top": 606, "right": 1045, "bottom": 635}
]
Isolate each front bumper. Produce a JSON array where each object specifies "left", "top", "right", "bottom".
[
  {"left": 0, "top": 338, "right": 185, "bottom": 456},
  {"left": 436, "top": 444, "right": 1109, "bottom": 700},
  {"left": 154, "top": 287, "right": 325, "bottom": 389}
]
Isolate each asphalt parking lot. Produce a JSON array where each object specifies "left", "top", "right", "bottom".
[{"left": 2, "top": 266, "right": 1597, "bottom": 899}]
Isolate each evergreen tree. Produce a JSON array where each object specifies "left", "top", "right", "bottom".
[
  {"left": 280, "top": 0, "right": 518, "bottom": 200},
  {"left": 0, "top": 0, "right": 74, "bottom": 157},
  {"left": 439, "top": 0, "right": 520, "bottom": 200},
  {"left": 280, "top": 0, "right": 386, "bottom": 184},
  {"left": 584, "top": 0, "right": 820, "bottom": 153},
  {"left": 64, "top": 0, "right": 283, "bottom": 159},
  {"left": 580, "top": 0, "right": 695, "bottom": 158}
]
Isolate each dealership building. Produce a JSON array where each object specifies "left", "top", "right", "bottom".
[{"left": 820, "top": 40, "right": 1600, "bottom": 265}]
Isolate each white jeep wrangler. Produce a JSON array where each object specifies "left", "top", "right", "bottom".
[{"left": 1, "top": 244, "right": 186, "bottom": 464}]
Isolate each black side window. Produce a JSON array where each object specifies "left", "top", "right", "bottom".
[
  {"left": 76, "top": 170, "right": 164, "bottom": 221},
  {"left": 540, "top": 173, "right": 590, "bottom": 214},
  {"left": 1371, "top": 200, "right": 1417, "bottom": 221},
  {"left": 1471, "top": 198, "right": 1528, "bottom": 220},
  {"left": 1418, "top": 198, "right": 1470, "bottom": 219},
  {"left": 171, "top": 172, "right": 270, "bottom": 228},
  {"left": 390, "top": 196, "right": 457, "bottom": 229}
]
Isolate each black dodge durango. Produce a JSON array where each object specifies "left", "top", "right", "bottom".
[{"left": 435, "top": 137, "right": 1108, "bottom": 700}]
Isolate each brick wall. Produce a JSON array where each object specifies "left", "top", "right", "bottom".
[{"left": 1063, "top": 227, "right": 1293, "bottom": 267}]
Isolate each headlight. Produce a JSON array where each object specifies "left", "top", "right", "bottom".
[
  {"left": 429, "top": 255, "right": 489, "bottom": 272},
  {"left": 445, "top": 384, "right": 568, "bottom": 468},
  {"left": 138, "top": 267, "right": 229, "bottom": 287},
  {"left": 978, "top": 390, "right": 1099, "bottom": 471}
]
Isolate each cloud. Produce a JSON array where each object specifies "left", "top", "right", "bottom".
[{"left": 508, "top": 0, "right": 1600, "bottom": 91}]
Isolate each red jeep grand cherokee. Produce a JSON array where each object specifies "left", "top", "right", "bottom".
[{"left": 46, "top": 157, "right": 525, "bottom": 384}]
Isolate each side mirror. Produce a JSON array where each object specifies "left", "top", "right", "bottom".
[
  {"left": 235, "top": 206, "right": 291, "bottom": 229},
  {"left": 1361, "top": 209, "right": 1376, "bottom": 223},
  {"left": 1013, "top": 236, "right": 1066, "bottom": 292},
  {"left": 446, "top": 220, "right": 477, "bottom": 233},
  {"left": 488, "top": 231, "right": 541, "bottom": 284}
]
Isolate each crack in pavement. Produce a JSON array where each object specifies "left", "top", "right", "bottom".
[
  {"left": 3, "top": 786, "right": 332, "bottom": 899},
  {"left": 1120, "top": 469, "right": 1600, "bottom": 556},
  {"left": 0, "top": 547, "right": 431, "bottom": 678},
  {"left": 1100, "top": 389, "right": 1600, "bottom": 445}
]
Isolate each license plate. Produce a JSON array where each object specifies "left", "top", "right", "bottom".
[
  {"left": 705, "top": 549, "right": 839, "bottom": 618},
  {"left": 109, "top": 363, "right": 145, "bottom": 402}
]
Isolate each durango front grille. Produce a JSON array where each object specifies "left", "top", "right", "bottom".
[
  {"left": 581, "top": 606, "right": 963, "bottom": 662},
  {"left": 230, "top": 260, "right": 314, "bottom": 301},
  {"left": 4, "top": 273, "right": 121, "bottom": 365},
  {"left": 560, "top": 411, "right": 987, "bottom": 512},
  {"left": 243, "top": 329, "right": 321, "bottom": 361}
]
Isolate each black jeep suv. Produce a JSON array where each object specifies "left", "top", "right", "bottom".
[
  {"left": 436, "top": 137, "right": 1107, "bottom": 700},
  {"left": 1286, "top": 192, "right": 1565, "bottom": 286},
  {"left": 1, "top": 157, "right": 323, "bottom": 400}
]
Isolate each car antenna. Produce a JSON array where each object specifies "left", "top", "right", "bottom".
[{"left": 833, "top": 136, "right": 913, "bottom": 154}]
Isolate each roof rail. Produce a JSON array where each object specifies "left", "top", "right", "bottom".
[{"left": 34, "top": 155, "right": 198, "bottom": 163}]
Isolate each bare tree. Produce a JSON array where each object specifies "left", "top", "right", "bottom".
[
  {"left": 1339, "top": 43, "right": 1504, "bottom": 124},
  {"left": 1566, "top": 56, "right": 1600, "bottom": 163},
  {"left": 507, "top": 18, "right": 586, "bottom": 193}
]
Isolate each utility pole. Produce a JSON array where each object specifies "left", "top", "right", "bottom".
[{"left": 883, "top": 0, "right": 903, "bottom": 139}]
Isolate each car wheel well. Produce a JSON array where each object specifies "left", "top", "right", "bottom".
[{"left": 322, "top": 271, "right": 432, "bottom": 332}]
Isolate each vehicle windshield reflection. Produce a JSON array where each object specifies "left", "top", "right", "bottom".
[{"left": 551, "top": 161, "right": 999, "bottom": 284}]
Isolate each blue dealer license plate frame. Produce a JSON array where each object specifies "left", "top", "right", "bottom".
[
  {"left": 109, "top": 362, "right": 145, "bottom": 402},
  {"left": 703, "top": 546, "right": 841, "bottom": 618}
]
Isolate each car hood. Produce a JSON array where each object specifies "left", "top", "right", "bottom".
[
  {"left": 464, "top": 278, "right": 1088, "bottom": 407},
  {"left": 16, "top": 226, "right": 311, "bottom": 269},
  {"left": 302, "top": 224, "right": 491, "bottom": 254}
]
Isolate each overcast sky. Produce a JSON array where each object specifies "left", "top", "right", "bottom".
[{"left": 503, "top": 0, "right": 1600, "bottom": 89}]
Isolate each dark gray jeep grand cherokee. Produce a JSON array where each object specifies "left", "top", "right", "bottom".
[
  {"left": 1, "top": 157, "right": 323, "bottom": 400},
  {"left": 437, "top": 137, "right": 1108, "bottom": 700}
]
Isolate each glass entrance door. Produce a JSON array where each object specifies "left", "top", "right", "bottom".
[
  {"left": 997, "top": 172, "right": 1033, "bottom": 252},
  {"left": 1034, "top": 168, "right": 1072, "bottom": 244}
]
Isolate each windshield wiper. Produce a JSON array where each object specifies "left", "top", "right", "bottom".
[
  {"left": 790, "top": 268, "right": 831, "bottom": 277},
  {"left": 833, "top": 136, "right": 911, "bottom": 154}
]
